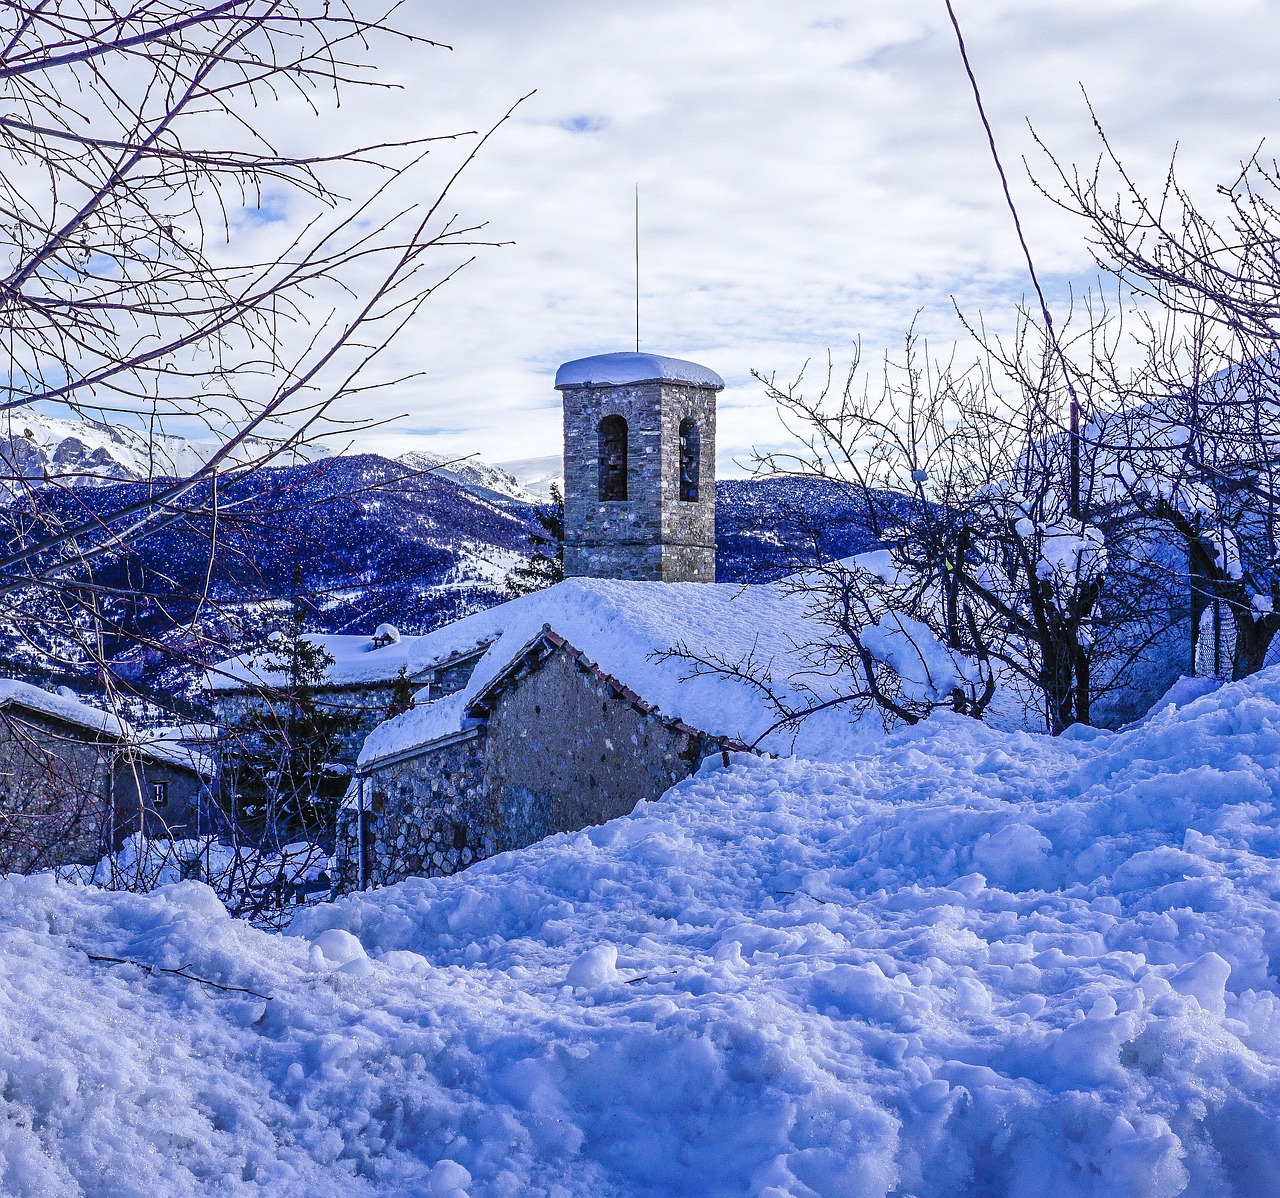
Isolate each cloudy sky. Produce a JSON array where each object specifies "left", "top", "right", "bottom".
[{"left": 283, "top": 0, "right": 1280, "bottom": 475}]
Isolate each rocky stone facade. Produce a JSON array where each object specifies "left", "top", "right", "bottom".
[
  {"left": 338, "top": 730, "right": 493, "bottom": 888},
  {"left": 0, "top": 710, "right": 210, "bottom": 872},
  {"left": 0, "top": 710, "right": 113, "bottom": 873},
  {"left": 210, "top": 683, "right": 400, "bottom": 764},
  {"left": 339, "top": 640, "right": 718, "bottom": 890},
  {"left": 560, "top": 377, "right": 718, "bottom": 583}
]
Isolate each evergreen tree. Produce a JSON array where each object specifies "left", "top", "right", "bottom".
[
  {"left": 386, "top": 667, "right": 415, "bottom": 719},
  {"left": 507, "top": 484, "right": 565, "bottom": 596},
  {"left": 223, "top": 595, "right": 359, "bottom": 846}
]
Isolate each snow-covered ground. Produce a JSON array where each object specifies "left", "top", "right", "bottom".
[{"left": 5, "top": 668, "right": 1280, "bottom": 1195}]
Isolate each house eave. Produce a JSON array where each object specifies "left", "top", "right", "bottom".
[{"left": 357, "top": 722, "right": 485, "bottom": 773}]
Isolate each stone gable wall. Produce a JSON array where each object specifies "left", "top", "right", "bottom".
[
  {"left": 483, "top": 647, "right": 702, "bottom": 847},
  {"left": 340, "top": 643, "right": 708, "bottom": 890},
  {"left": 563, "top": 379, "right": 716, "bottom": 582},
  {"left": 0, "top": 711, "right": 112, "bottom": 872}
]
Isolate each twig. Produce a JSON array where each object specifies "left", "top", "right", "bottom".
[
  {"left": 624, "top": 970, "right": 677, "bottom": 984},
  {"left": 774, "top": 889, "right": 830, "bottom": 905},
  {"left": 85, "top": 952, "right": 273, "bottom": 1000}
]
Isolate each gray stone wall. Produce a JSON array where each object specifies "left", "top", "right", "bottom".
[
  {"left": 342, "top": 643, "right": 708, "bottom": 890},
  {"left": 340, "top": 730, "right": 495, "bottom": 888},
  {"left": 483, "top": 647, "right": 702, "bottom": 847},
  {"left": 211, "top": 683, "right": 398, "bottom": 764},
  {"left": 0, "top": 711, "right": 112, "bottom": 872},
  {"left": 421, "top": 650, "right": 487, "bottom": 700},
  {"left": 110, "top": 758, "right": 210, "bottom": 843},
  {"left": 562, "top": 379, "right": 717, "bottom": 583}
]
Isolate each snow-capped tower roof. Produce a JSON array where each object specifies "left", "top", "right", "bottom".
[{"left": 554, "top": 351, "right": 724, "bottom": 391}]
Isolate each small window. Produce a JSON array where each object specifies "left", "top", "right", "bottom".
[
  {"left": 598, "top": 415, "right": 628, "bottom": 501},
  {"left": 152, "top": 780, "right": 169, "bottom": 808},
  {"left": 679, "top": 418, "right": 700, "bottom": 501},
  {"left": 451, "top": 822, "right": 468, "bottom": 851}
]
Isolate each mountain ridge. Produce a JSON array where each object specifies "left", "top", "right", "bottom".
[{"left": 0, "top": 428, "right": 885, "bottom": 699}]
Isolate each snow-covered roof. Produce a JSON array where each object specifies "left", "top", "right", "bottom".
[
  {"left": 0, "top": 678, "right": 124, "bottom": 738},
  {"left": 205, "top": 632, "right": 493, "bottom": 693},
  {"left": 357, "top": 577, "right": 870, "bottom": 768},
  {"left": 0, "top": 678, "right": 214, "bottom": 777},
  {"left": 129, "top": 736, "right": 216, "bottom": 779},
  {"left": 144, "top": 722, "right": 223, "bottom": 744},
  {"left": 554, "top": 352, "right": 724, "bottom": 391}
]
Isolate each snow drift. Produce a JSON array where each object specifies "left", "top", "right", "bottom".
[{"left": 5, "top": 668, "right": 1280, "bottom": 1194}]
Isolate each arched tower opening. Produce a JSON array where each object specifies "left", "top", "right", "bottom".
[
  {"left": 678, "top": 417, "right": 700, "bottom": 501},
  {"left": 598, "top": 415, "right": 628, "bottom": 501}
]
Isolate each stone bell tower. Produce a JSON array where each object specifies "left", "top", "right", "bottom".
[{"left": 556, "top": 351, "right": 722, "bottom": 583}]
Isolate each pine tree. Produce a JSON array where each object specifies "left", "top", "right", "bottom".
[
  {"left": 386, "top": 667, "right": 415, "bottom": 719},
  {"left": 223, "top": 594, "right": 359, "bottom": 846},
  {"left": 507, "top": 484, "right": 565, "bottom": 596}
]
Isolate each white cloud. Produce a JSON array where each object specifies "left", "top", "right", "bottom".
[{"left": 211, "top": 1, "right": 1280, "bottom": 472}]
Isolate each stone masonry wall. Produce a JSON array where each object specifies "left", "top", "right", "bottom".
[
  {"left": 0, "top": 711, "right": 112, "bottom": 873},
  {"left": 483, "top": 646, "right": 703, "bottom": 850},
  {"left": 562, "top": 379, "right": 716, "bottom": 583},
  {"left": 110, "top": 758, "right": 209, "bottom": 844},
  {"left": 342, "top": 643, "right": 708, "bottom": 890},
  {"left": 347, "top": 730, "right": 496, "bottom": 888},
  {"left": 212, "top": 683, "right": 398, "bottom": 764}
]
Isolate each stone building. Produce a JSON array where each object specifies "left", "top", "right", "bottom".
[
  {"left": 558, "top": 351, "right": 722, "bottom": 583},
  {"left": 336, "top": 576, "right": 856, "bottom": 890},
  {"left": 329, "top": 349, "right": 869, "bottom": 891},
  {"left": 0, "top": 679, "right": 214, "bottom": 873},
  {"left": 205, "top": 628, "right": 490, "bottom": 766}
]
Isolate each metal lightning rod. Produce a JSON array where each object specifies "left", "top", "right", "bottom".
[{"left": 634, "top": 185, "right": 640, "bottom": 353}]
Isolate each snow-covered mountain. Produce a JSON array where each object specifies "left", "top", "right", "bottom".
[
  {"left": 494, "top": 453, "right": 563, "bottom": 501},
  {"left": 0, "top": 410, "right": 558, "bottom": 506},
  {"left": 397, "top": 450, "right": 543, "bottom": 504},
  {"left": 0, "top": 411, "right": 204, "bottom": 488},
  {"left": 0, "top": 425, "right": 886, "bottom": 693},
  {"left": 0, "top": 411, "right": 326, "bottom": 492}
]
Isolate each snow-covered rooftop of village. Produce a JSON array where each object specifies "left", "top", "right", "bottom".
[
  {"left": 0, "top": 678, "right": 214, "bottom": 776},
  {"left": 357, "top": 577, "right": 873, "bottom": 766},
  {"left": 0, "top": 678, "right": 124, "bottom": 737},
  {"left": 205, "top": 630, "right": 473, "bottom": 693},
  {"left": 8, "top": 663, "right": 1280, "bottom": 1192},
  {"left": 554, "top": 351, "right": 724, "bottom": 391}
]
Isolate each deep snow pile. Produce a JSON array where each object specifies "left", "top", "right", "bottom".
[{"left": 6, "top": 672, "right": 1280, "bottom": 1195}]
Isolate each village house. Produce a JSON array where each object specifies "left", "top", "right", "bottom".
[
  {"left": 0, "top": 679, "right": 215, "bottom": 873},
  {"left": 336, "top": 575, "right": 860, "bottom": 889},
  {"left": 204, "top": 624, "right": 491, "bottom": 765},
  {"left": 333, "top": 351, "right": 867, "bottom": 890}
]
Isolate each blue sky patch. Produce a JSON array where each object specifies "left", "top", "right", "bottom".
[{"left": 558, "top": 114, "right": 608, "bottom": 134}]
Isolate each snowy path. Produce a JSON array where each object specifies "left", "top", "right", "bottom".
[{"left": 5, "top": 673, "right": 1280, "bottom": 1195}]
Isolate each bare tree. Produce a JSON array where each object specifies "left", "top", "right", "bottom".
[
  {"left": 747, "top": 313, "right": 1177, "bottom": 736},
  {"left": 0, "top": 0, "right": 520, "bottom": 610},
  {"left": 1041, "top": 123, "right": 1280, "bottom": 678},
  {"left": 0, "top": 2, "right": 520, "bottom": 882}
]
